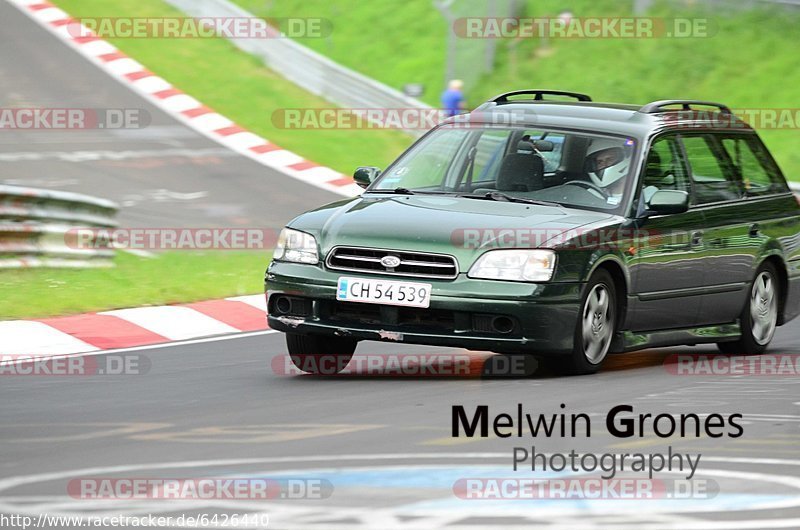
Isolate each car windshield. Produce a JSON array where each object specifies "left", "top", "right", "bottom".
[{"left": 369, "top": 126, "right": 638, "bottom": 211}]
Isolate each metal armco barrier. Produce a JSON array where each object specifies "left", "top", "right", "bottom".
[
  {"left": 635, "top": 0, "right": 800, "bottom": 13},
  {"left": 163, "top": 0, "right": 431, "bottom": 135},
  {"left": 0, "top": 185, "right": 118, "bottom": 268}
]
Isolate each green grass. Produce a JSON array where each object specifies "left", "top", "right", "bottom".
[
  {"left": 0, "top": 252, "right": 270, "bottom": 320},
  {"left": 54, "top": 0, "right": 413, "bottom": 173},
  {"left": 234, "top": 0, "right": 800, "bottom": 181}
]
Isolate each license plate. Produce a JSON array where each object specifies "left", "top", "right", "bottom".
[{"left": 336, "top": 277, "right": 432, "bottom": 308}]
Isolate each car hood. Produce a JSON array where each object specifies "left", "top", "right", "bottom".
[{"left": 289, "top": 195, "right": 618, "bottom": 266}]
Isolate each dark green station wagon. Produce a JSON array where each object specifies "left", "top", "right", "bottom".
[{"left": 266, "top": 90, "right": 800, "bottom": 375}]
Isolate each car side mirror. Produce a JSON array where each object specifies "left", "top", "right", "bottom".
[
  {"left": 354, "top": 166, "right": 381, "bottom": 189},
  {"left": 647, "top": 190, "right": 689, "bottom": 215}
]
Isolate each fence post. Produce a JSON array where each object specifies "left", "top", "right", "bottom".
[{"left": 633, "top": 0, "right": 653, "bottom": 14}]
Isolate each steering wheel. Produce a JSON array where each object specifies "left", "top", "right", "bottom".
[{"left": 564, "top": 180, "right": 610, "bottom": 199}]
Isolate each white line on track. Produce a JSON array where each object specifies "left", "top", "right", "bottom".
[{"left": 2, "top": 454, "right": 800, "bottom": 529}]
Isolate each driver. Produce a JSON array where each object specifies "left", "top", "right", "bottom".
[{"left": 585, "top": 140, "right": 630, "bottom": 199}]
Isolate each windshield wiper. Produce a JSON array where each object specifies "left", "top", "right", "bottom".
[
  {"left": 368, "top": 188, "right": 453, "bottom": 196},
  {"left": 459, "top": 191, "right": 562, "bottom": 208}
]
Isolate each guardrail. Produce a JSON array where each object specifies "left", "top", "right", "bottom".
[
  {"left": 0, "top": 185, "right": 118, "bottom": 268},
  {"left": 163, "top": 0, "right": 431, "bottom": 135},
  {"left": 634, "top": 0, "right": 800, "bottom": 13}
]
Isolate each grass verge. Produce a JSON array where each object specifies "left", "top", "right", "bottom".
[{"left": 0, "top": 251, "right": 270, "bottom": 320}]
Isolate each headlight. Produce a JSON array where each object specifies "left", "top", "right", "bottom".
[
  {"left": 468, "top": 249, "right": 556, "bottom": 282},
  {"left": 273, "top": 228, "right": 319, "bottom": 264}
]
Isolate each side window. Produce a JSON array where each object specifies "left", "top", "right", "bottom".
[
  {"left": 471, "top": 130, "right": 511, "bottom": 184},
  {"left": 522, "top": 130, "right": 565, "bottom": 173},
  {"left": 721, "top": 135, "right": 788, "bottom": 197},
  {"left": 681, "top": 135, "right": 741, "bottom": 204},
  {"left": 641, "top": 136, "right": 689, "bottom": 204}
]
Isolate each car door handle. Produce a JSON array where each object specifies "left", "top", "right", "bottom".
[
  {"left": 749, "top": 223, "right": 760, "bottom": 237},
  {"left": 690, "top": 231, "right": 703, "bottom": 246}
]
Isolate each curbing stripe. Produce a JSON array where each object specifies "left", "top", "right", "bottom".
[
  {"left": 183, "top": 300, "right": 269, "bottom": 332},
  {"left": 225, "top": 294, "right": 268, "bottom": 312},
  {"left": 0, "top": 321, "right": 96, "bottom": 357},
  {"left": 0, "top": 297, "right": 269, "bottom": 359},
  {"left": 38, "top": 314, "right": 168, "bottom": 350},
  {"left": 98, "top": 306, "right": 240, "bottom": 341}
]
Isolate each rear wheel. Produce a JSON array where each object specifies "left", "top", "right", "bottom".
[
  {"left": 286, "top": 333, "right": 357, "bottom": 375},
  {"left": 558, "top": 269, "right": 617, "bottom": 375},
  {"left": 717, "top": 262, "right": 779, "bottom": 355}
]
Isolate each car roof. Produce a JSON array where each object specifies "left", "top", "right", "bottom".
[{"left": 449, "top": 91, "right": 753, "bottom": 138}]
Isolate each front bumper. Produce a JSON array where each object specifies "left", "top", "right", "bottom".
[{"left": 266, "top": 262, "right": 583, "bottom": 355}]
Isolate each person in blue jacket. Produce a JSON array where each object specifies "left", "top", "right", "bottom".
[{"left": 441, "top": 79, "right": 466, "bottom": 118}]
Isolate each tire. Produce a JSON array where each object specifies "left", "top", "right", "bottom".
[
  {"left": 716, "top": 261, "right": 779, "bottom": 355},
  {"left": 557, "top": 269, "right": 617, "bottom": 375},
  {"left": 286, "top": 333, "right": 357, "bottom": 375}
]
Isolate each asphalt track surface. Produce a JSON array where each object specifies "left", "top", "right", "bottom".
[
  {"left": 3, "top": 1, "right": 800, "bottom": 528},
  {"left": 2, "top": 331, "right": 800, "bottom": 528}
]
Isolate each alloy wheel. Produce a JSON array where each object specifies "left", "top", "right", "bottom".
[
  {"left": 582, "top": 283, "right": 614, "bottom": 364},
  {"left": 750, "top": 271, "right": 778, "bottom": 346}
]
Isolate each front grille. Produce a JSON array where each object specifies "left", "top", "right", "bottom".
[
  {"left": 331, "top": 301, "right": 382, "bottom": 324},
  {"left": 326, "top": 246, "right": 459, "bottom": 279},
  {"left": 329, "top": 302, "right": 456, "bottom": 330},
  {"left": 327, "top": 301, "right": 517, "bottom": 336}
]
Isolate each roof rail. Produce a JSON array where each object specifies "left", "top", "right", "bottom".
[
  {"left": 639, "top": 100, "right": 732, "bottom": 115},
  {"left": 489, "top": 89, "right": 592, "bottom": 103}
]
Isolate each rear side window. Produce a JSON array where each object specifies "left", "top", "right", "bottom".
[
  {"left": 720, "top": 135, "right": 788, "bottom": 196},
  {"left": 641, "top": 136, "right": 690, "bottom": 204},
  {"left": 522, "top": 130, "right": 566, "bottom": 172},
  {"left": 681, "top": 135, "right": 741, "bottom": 204},
  {"left": 470, "top": 129, "right": 510, "bottom": 185}
]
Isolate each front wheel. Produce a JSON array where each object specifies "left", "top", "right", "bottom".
[
  {"left": 286, "top": 333, "right": 357, "bottom": 375},
  {"left": 557, "top": 269, "right": 617, "bottom": 375},
  {"left": 717, "top": 262, "right": 779, "bottom": 355}
]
